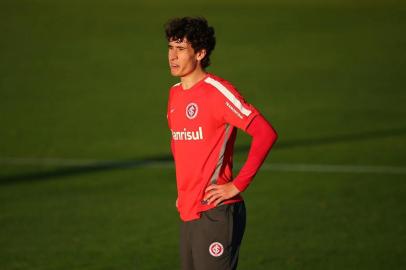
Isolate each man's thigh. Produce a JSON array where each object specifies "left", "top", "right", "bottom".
[
  {"left": 180, "top": 220, "right": 195, "bottom": 270},
  {"left": 191, "top": 202, "right": 246, "bottom": 270}
]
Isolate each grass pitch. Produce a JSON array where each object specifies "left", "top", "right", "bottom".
[{"left": 1, "top": 0, "right": 405, "bottom": 269}]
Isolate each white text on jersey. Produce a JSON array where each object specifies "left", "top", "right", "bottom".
[
  {"left": 225, "top": 102, "right": 243, "bottom": 119},
  {"left": 171, "top": 127, "right": 204, "bottom": 141}
]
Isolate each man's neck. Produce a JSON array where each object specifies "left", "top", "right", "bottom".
[{"left": 181, "top": 68, "right": 207, "bottom": 90}]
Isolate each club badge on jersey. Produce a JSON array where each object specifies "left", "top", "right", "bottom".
[{"left": 186, "top": 102, "right": 198, "bottom": 119}]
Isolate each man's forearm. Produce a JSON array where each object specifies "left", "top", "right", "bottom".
[{"left": 232, "top": 115, "right": 278, "bottom": 192}]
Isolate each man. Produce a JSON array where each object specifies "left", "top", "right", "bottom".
[{"left": 165, "top": 17, "right": 277, "bottom": 270}]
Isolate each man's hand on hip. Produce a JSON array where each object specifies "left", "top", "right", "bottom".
[{"left": 203, "top": 182, "right": 240, "bottom": 206}]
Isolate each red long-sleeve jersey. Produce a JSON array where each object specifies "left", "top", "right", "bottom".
[{"left": 167, "top": 73, "right": 277, "bottom": 221}]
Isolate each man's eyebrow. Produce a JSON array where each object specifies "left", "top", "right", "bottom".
[{"left": 168, "top": 44, "right": 188, "bottom": 48}]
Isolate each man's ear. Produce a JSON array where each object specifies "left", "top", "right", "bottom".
[{"left": 196, "top": 49, "right": 207, "bottom": 62}]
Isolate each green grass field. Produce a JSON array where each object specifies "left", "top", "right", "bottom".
[{"left": 1, "top": 0, "right": 406, "bottom": 269}]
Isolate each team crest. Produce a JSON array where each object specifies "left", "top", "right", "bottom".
[
  {"left": 186, "top": 103, "right": 198, "bottom": 119},
  {"left": 209, "top": 242, "right": 224, "bottom": 257}
]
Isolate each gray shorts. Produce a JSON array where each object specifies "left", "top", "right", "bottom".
[{"left": 180, "top": 201, "right": 246, "bottom": 270}]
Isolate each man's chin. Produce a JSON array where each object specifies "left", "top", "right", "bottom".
[{"left": 170, "top": 70, "right": 182, "bottom": 77}]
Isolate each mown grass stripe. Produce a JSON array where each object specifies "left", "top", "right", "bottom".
[{"left": 1, "top": 157, "right": 405, "bottom": 175}]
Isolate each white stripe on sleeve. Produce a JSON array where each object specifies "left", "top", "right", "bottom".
[{"left": 204, "top": 77, "right": 252, "bottom": 117}]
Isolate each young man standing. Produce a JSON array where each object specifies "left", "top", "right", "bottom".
[{"left": 165, "top": 17, "right": 278, "bottom": 270}]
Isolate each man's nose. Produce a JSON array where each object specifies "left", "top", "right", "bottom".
[{"left": 169, "top": 51, "right": 177, "bottom": 60}]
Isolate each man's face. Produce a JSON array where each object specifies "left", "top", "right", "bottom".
[{"left": 168, "top": 38, "right": 201, "bottom": 77}]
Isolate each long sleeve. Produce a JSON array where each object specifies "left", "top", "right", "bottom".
[{"left": 232, "top": 114, "right": 278, "bottom": 192}]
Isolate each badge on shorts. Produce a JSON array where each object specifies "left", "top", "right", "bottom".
[
  {"left": 186, "top": 103, "right": 198, "bottom": 119},
  {"left": 209, "top": 242, "right": 224, "bottom": 257}
]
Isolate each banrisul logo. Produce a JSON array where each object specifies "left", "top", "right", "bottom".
[
  {"left": 186, "top": 103, "right": 198, "bottom": 119},
  {"left": 171, "top": 127, "right": 203, "bottom": 141}
]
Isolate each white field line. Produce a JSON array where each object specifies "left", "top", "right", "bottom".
[
  {"left": 1, "top": 157, "right": 406, "bottom": 175},
  {"left": 260, "top": 163, "right": 406, "bottom": 175},
  {"left": 0, "top": 157, "right": 103, "bottom": 166}
]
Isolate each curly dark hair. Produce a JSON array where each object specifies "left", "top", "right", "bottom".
[{"left": 165, "top": 17, "right": 216, "bottom": 69}]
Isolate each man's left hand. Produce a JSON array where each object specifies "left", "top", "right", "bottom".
[{"left": 203, "top": 182, "right": 240, "bottom": 206}]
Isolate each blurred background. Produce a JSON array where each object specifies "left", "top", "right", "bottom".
[{"left": 1, "top": 0, "right": 405, "bottom": 269}]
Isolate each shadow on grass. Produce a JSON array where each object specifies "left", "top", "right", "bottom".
[
  {"left": 0, "top": 155, "right": 173, "bottom": 185},
  {"left": 1, "top": 126, "right": 406, "bottom": 185}
]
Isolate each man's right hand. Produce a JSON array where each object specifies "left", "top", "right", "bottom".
[{"left": 176, "top": 198, "right": 178, "bottom": 208}]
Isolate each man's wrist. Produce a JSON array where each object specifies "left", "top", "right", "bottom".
[{"left": 232, "top": 179, "right": 246, "bottom": 193}]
